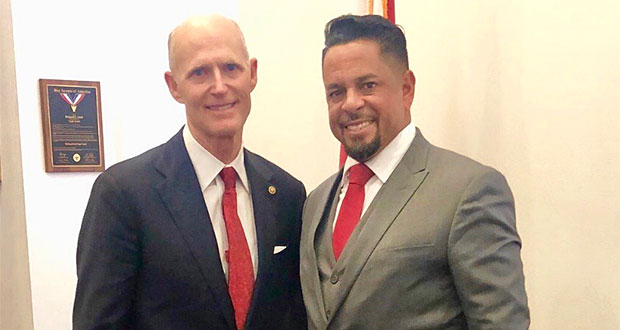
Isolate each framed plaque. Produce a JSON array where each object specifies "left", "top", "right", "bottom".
[{"left": 39, "top": 79, "right": 105, "bottom": 172}]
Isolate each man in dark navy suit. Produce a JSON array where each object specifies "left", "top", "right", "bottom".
[{"left": 73, "top": 15, "right": 306, "bottom": 330}]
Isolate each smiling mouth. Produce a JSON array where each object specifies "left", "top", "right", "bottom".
[
  {"left": 344, "top": 120, "right": 373, "bottom": 131},
  {"left": 206, "top": 102, "right": 236, "bottom": 111}
]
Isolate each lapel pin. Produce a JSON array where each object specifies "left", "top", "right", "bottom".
[{"left": 268, "top": 185, "right": 277, "bottom": 195}]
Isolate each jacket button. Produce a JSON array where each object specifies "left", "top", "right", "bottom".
[{"left": 330, "top": 274, "right": 339, "bottom": 284}]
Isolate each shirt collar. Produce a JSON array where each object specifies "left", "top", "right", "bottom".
[
  {"left": 342, "top": 121, "right": 416, "bottom": 183},
  {"left": 183, "top": 125, "right": 250, "bottom": 192}
]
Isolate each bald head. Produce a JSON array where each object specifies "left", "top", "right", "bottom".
[{"left": 167, "top": 15, "right": 249, "bottom": 72}]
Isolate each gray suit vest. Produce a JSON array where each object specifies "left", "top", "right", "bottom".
[{"left": 314, "top": 181, "right": 374, "bottom": 321}]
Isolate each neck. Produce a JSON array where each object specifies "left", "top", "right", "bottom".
[{"left": 189, "top": 127, "right": 242, "bottom": 164}]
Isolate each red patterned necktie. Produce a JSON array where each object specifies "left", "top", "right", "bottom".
[
  {"left": 220, "top": 167, "right": 254, "bottom": 330},
  {"left": 332, "top": 163, "right": 375, "bottom": 260}
]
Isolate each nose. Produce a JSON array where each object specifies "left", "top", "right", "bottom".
[
  {"left": 341, "top": 89, "right": 364, "bottom": 112},
  {"left": 209, "top": 69, "right": 228, "bottom": 95}
]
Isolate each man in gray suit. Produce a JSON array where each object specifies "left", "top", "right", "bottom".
[{"left": 300, "top": 15, "right": 529, "bottom": 330}]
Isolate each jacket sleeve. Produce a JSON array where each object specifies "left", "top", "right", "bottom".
[
  {"left": 73, "top": 171, "right": 139, "bottom": 330},
  {"left": 448, "top": 169, "right": 530, "bottom": 330}
]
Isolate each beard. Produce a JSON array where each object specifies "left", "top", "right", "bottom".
[{"left": 343, "top": 134, "right": 381, "bottom": 163}]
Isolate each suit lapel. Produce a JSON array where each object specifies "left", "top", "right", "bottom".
[
  {"left": 243, "top": 150, "right": 277, "bottom": 325},
  {"left": 328, "top": 129, "right": 432, "bottom": 321},
  {"left": 152, "top": 129, "right": 235, "bottom": 330},
  {"left": 303, "top": 172, "right": 342, "bottom": 327}
]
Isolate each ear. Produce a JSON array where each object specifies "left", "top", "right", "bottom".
[
  {"left": 164, "top": 71, "right": 184, "bottom": 103},
  {"left": 402, "top": 69, "right": 416, "bottom": 109},
  {"left": 249, "top": 58, "right": 258, "bottom": 92}
]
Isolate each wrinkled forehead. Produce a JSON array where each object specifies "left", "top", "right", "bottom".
[{"left": 168, "top": 16, "right": 249, "bottom": 69}]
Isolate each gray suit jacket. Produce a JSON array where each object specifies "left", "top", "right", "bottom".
[{"left": 300, "top": 129, "right": 529, "bottom": 330}]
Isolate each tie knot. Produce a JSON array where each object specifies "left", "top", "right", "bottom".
[
  {"left": 219, "top": 167, "right": 237, "bottom": 189},
  {"left": 348, "top": 163, "right": 374, "bottom": 185}
]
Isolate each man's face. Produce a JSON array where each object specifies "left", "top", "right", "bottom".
[
  {"left": 165, "top": 21, "right": 257, "bottom": 145},
  {"left": 322, "top": 39, "right": 415, "bottom": 162}
]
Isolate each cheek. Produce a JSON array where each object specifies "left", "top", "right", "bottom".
[
  {"left": 183, "top": 89, "right": 203, "bottom": 105},
  {"left": 329, "top": 124, "right": 342, "bottom": 142},
  {"left": 327, "top": 107, "right": 340, "bottom": 126},
  {"left": 328, "top": 113, "right": 343, "bottom": 139}
]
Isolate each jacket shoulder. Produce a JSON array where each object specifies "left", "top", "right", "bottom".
[
  {"left": 101, "top": 142, "right": 167, "bottom": 181},
  {"left": 427, "top": 143, "right": 504, "bottom": 179},
  {"left": 306, "top": 171, "right": 340, "bottom": 204}
]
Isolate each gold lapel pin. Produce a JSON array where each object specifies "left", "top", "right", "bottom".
[{"left": 268, "top": 185, "right": 277, "bottom": 195}]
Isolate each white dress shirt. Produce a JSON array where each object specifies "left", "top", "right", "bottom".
[
  {"left": 183, "top": 126, "right": 258, "bottom": 279},
  {"left": 334, "top": 122, "right": 416, "bottom": 231}
]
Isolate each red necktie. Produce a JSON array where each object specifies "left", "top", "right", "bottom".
[
  {"left": 220, "top": 167, "right": 254, "bottom": 330},
  {"left": 332, "top": 163, "right": 375, "bottom": 261}
]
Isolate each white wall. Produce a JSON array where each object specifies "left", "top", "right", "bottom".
[
  {"left": 9, "top": 1, "right": 238, "bottom": 329},
  {"left": 400, "top": 2, "right": 620, "bottom": 328}
]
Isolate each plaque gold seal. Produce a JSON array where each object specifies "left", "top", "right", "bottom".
[
  {"left": 73, "top": 153, "right": 81, "bottom": 162},
  {"left": 268, "top": 185, "right": 277, "bottom": 195}
]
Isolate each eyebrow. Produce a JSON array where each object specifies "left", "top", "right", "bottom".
[
  {"left": 355, "top": 74, "right": 378, "bottom": 84},
  {"left": 326, "top": 73, "right": 379, "bottom": 90},
  {"left": 325, "top": 82, "right": 341, "bottom": 90}
]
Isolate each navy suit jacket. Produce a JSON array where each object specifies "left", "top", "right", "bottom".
[{"left": 74, "top": 129, "right": 307, "bottom": 330}]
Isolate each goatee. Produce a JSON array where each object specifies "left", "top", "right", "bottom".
[{"left": 344, "top": 135, "right": 381, "bottom": 163}]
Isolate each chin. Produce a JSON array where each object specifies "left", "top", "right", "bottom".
[
  {"left": 215, "top": 128, "right": 242, "bottom": 138},
  {"left": 344, "top": 135, "right": 381, "bottom": 162}
]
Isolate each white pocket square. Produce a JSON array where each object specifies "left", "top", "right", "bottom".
[{"left": 273, "top": 245, "right": 287, "bottom": 254}]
